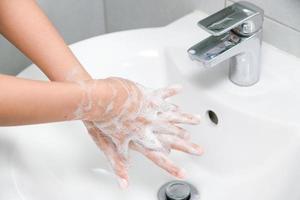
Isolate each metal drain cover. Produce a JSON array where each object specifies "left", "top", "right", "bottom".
[{"left": 157, "top": 181, "right": 199, "bottom": 200}]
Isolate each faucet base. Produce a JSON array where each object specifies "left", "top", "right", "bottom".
[{"left": 229, "top": 30, "right": 262, "bottom": 87}]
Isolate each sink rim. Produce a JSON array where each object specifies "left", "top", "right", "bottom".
[{"left": 8, "top": 10, "right": 300, "bottom": 200}]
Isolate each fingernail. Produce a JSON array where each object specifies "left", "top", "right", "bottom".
[
  {"left": 193, "top": 115, "right": 201, "bottom": 124},
  {"left": 118, "top": 178, "right": 129, "bottom": 189},
  {"left": 177, "top": 168, "right": 187, "bottom": 179},
  {"left": 191, "top": 146, "right": 204, "bottom": 155}
]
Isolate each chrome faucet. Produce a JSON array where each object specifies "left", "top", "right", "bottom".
[{"left": 188, "top": 1, "right": 264, "bottom": 86}]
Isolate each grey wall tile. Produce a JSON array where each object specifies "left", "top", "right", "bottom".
[
  {"left": 263, "top": 16, "right": 300, "bottom": 57},
  {"left": 0, "top": 37, "right": 31, "bottom": 75},
  {"left": 230, "top": 0, "right": 300, "bottom": 32},
  {"left": 104, "top": 0, "right": 225, "bottom": 32},
  {"left": 227, "top": 0, "right": 300, "bottom": 58},
  {"left": 0, "top": 0, "right": 106, "bottom": 75},
  {"left": 37, "top": 0, "right": 106, "bottom": 44}
]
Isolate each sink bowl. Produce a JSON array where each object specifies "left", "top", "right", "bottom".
[{"left": 1, "top": 11, "right": 300, "bottom": 200}]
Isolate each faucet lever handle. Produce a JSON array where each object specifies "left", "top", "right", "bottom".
[{"left": 198, "top": 1, "right": 264, "bottom": 36}]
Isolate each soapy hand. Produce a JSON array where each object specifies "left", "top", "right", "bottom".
[{"left": 78, "top": 77, "right": 202, "bottom": 188}]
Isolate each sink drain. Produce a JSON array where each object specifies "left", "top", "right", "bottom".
[
  {"left": 157, "top": 181, "right": 199, "bottom": 200},
  {"left": 207, "top": 110, "right": 218, "bottom": 125}
]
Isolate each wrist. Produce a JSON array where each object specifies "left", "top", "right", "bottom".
[
  {"left": 73, "top": 79, "right": 111, "bottom": 121},
  {"left": 65, "top": 66, "right": 93, "bottom": 82}
]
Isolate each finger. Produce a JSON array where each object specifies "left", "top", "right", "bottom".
[
  {"left": 149, "top": 102, "right": 179, "bottom": 113},
  {"left": 152, "top": 123, "right": 191, "bottom": 139},
  {"left": 96, "top": 133, "right": 130, "bottom": 189},
  {"left": 130, "top": 143, "right": 186, "bottom": 179},
  {"left": 109, "top": 154, "right": 129, "bottom": 189},
  {"left": 153, "top": 84, "right": 182, "bottom": 99},
  {"left": 159, "top": 111, "right": 201, "bottom": 125},
  {"left": 158, "top": 135, "right": 203, "bottom": 156},
  {"left": 85, "top": 122, "right": 129, "bottom": 188}
]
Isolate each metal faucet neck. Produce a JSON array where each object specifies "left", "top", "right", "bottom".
[{"left": 188, "top": 1, "right": 264, "bottom": 86}]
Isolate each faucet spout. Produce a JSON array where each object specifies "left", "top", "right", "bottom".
[
  {"left": 188, "top": 30, "right": 262, "bottom": 86},
  {"left": 187, "top": 1, "right": 264, "bottom": 86}
]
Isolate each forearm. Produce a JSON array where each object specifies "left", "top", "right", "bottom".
[
  {"left": 0, "top": 74, "right": 84, "bottom": 126},
  {"left": 0, "top": 0, "right": 91, "bottom": 82}
]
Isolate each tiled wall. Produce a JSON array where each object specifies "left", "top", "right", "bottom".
[
  {"left": 227, "top": 0, "right": 300, "bottom": 58},
  {"left": 0, "top": 0, "right": 105, "bottom": 75},
  {"left": 105, "top": 0, "right": 300, "bottom": 58},
  {"left": 104, "top": 0, "right": 225, "bottom": 32}
]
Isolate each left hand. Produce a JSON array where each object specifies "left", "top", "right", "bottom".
[{"left": 84, "top": 83, "right": 203, "bottom": 188}]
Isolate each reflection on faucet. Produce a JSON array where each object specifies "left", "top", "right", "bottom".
[{"left": 188, "top": 1, "right": 264, "bottom": 86}]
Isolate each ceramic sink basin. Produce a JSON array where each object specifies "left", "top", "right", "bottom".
[{"left": 1, "top": 11, "right": 300, "bottom": 200}]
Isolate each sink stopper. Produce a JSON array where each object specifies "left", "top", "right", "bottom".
[{"left": 157, "top": 181, "right": 199, "bottom": 200}]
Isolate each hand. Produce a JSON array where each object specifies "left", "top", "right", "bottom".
[
  {"left": 74, "top": 77, "right": 142, "bottom": 123},
  {"left": 85, "top": 120, "right": 202, "bottom": 189},
  {"left": 82, "top": 78, "right": 202, "bottom": 188},
  {"left": 84, "top": 121, "right": 130, "bottom": 188}
]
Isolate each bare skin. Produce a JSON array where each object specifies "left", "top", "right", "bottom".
[
  {"left": 0, "top": 74, "right": 83, "bottom": 125},
  {"left": 0, "top": 0, "right": 89, "bottom": 81},
  {"left": 0, "top": 0, "right": 203, "bottom": 188}
]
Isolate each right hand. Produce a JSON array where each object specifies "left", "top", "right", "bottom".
[
  {"left": 78, "top": 77, "right": 203, "bottom": 188},
  {"left": 75, "top": 77, "right": 142, "bottom": 123}
]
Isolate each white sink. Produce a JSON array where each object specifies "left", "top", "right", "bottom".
[{"left": 1, "top": 11, "right": 300, "bottom": 200}]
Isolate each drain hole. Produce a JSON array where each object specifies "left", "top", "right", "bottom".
[{"left": 207, "top": 110, "right": 218, "bottom": 125}]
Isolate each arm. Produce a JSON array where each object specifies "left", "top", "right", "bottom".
[
  {"left": 0, "top": 0, "right": 202, "bottom": 188},
  {"left": 0, "top": 0, "right": 90, "bottom": 82},
  {"left": 0, "top": 0, "right": 133, "bottom": 185},
  {"left": 0, "top": 74, "right": 84, "bottom": 126}
]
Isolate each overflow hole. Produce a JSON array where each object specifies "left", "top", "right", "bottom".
[{"left": 207, "top": 110, "right": 219, "bottom": 125}]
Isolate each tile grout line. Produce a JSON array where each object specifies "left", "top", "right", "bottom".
[
  {"left": 264, "top": 16, "right": 300, "bottom": 33},
  {"left": 102, "top": 0, "right": 109, "bottom": 33},
  {"left": 227, "top": 0, "right": 300, "bottom": 33},
  {"left": 224, "top": 0, "right": 227, "bottom": 8}
]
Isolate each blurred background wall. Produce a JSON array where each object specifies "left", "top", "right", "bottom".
[
  {"left": 104, "top": 0, "right": 224, "bottom": 32},
  {"left": 0, "top": 0, "right": 105, "bottom": 75},
  {"left": 105, "top": 0, "right": 300, "bottom": 58},
  {"left": 1, "top": 0, "right": 299, "bottom": 75}
]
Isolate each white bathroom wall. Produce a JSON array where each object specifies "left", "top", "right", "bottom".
[
  {"left": 0, "top": 0, "right": 105, "bottom": 75},
  {"left": 104, "top": 0, "right": 300, "bottom": 58}
]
